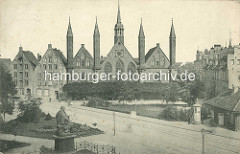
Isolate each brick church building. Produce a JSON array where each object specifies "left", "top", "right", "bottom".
[
  {"left": 66, "top": 2, "right": 176, "bottom": 82},
  {"left": 10, "top": 2, "right": 177, "bottom": 99}
]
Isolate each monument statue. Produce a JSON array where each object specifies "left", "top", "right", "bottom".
[
  {"left": 56, "top": 106, "right": 73, "bottom": 136},
  {"left": 54, "top": 106, "right": 76, "bottom": 152}
]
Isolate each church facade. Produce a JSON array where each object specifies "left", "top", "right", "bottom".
[
  {"left": 66, "top": 3, "right": 177, "bottom": 83},
  {"left": 10, "top": 2, "right": 177, "bottom": 99}
]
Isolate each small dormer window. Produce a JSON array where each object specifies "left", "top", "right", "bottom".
[{"left": 49, "top": 57, "right": 52, "bottom": 63}]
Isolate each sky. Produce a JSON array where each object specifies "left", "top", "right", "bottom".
[{"left": 0, "top": 0, "right": 240, "bottom": 62}]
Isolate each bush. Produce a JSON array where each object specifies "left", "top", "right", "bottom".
[
  {"left": 209, "top": 118, "right": 217, "bottom": 127},
  {"left": 42, "top": 125, "right": 54, "bottom": 129},
  {"left": 39, "top": 145, "right": 55, "bottom": 154},
  {"left": 18, "top": 99, "right": 44, "bottom": 123},
  {"left": 86, "top": 97, "right": 111, "bottom": 107},
  {"left": 201, "top": 104, "right": 211, "bottom": 120},
  {"left": 179, "top": 110, "right": 188, "bottom": 121},
  {"left": 160, "top": 106, "right": 179, "bottom": 121},
  {"left": 45, "top": 113, "right": 52, "bottom": 121}
]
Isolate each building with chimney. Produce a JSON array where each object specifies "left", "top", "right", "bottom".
[
  {"left": 10, "top": 1, "right": 177, "bottom": 99},
  {"left": 33, "top": 44, "right": 67, "bottom": 100},
  {"left": 194, "top": 43, "right": 239, "bottom": 96},
  {"left": 12, "top": 46, "right": 38, "bottom": 96}
]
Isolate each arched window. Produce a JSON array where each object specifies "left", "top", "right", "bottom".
[
  {"left": 104, "top": 62, "right": 112, "bottom": 75},
  {"left": 86, "top": 58, "right": 90, "bottom": 67},
  {"left": 76, "top": 57, "right": 81, "bottom": 66},
  {"left": 116, "top": 59, "right": 124, "bottom": 74},
  {"left": 127, "top": 62, "right": 136, "bottom": 73}
]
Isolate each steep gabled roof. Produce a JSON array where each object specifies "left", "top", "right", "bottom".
[
  {"left": 205, "top": 90, "right": 240, "bottom": 112},
  {"left": 22, "top": 51, "right": 38, "bottom": 66},
  {"left": 145, "top": 47, "right": 157, "bottom": 62},
  {"left": 145, "top": 46, "right": 169, "bottom": 63},
  {"left": 52, "top": 48, "right": 67, "bottom": 66},
  {"left": 74, "top": 46, "right": 93, "bottom": 60}
]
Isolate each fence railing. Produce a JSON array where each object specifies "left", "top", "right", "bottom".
[
  {"left": 12, "top": 141, "right": 120, "bottom": 154},
  {"left": 76, "top": 140, "right": 121, "bottom": 154}
]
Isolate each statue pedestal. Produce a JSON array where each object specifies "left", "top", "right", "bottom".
[{"left": 53, "top": 135, "right": 76, "bottom": 153}]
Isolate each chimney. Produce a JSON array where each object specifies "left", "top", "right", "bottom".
[
  {"left": 37, "top": 53, "right": 42, "bottom": 61},
  {"left": 19, "top": 46, "right": 23, "bottom": 51},
  {"left": 81, "top": 44, "right": 85, "bottom": 48},
  {"left": 156, "top": 43, "right": 160, "bottom": 47},
  {"left": 48, "top": 44, "right": 52, "bottom": 49}
]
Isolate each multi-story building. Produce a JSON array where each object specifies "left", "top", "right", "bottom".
[
  {"left": 228, "top": 44, "right": 240, "bottom": 93},
  {"left": 194, "top": 44, "right": 238, "bottom": 95},
  {"left": 12, "top": 46, "right": 38, "bottom": 96},
  {"left": 33, "top": 44, "right": 67, "bottom": 100}
]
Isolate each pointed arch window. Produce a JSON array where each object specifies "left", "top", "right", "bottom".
[
  {"left": 116, "top": 59, "right": 124, "bottom": 74},
  {"left": 76, "top": 58, "right": 81, "bottom": 66},
  {"left": 127, "top": 62, "right": 136, "bottom": 73},
  {"left": 86, "top": 58, "right": 90, "bottom": 67},
  {"left": 104, "top": 62, "right": 112, "bottom": 75}
]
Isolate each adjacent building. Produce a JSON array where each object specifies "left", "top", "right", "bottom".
[
  {"left": 194, "top": 44, "right": 234, "bottom": 95},
  {"left": 12, "top": 46, "right": 38, "bottom": 96},
  {"left": 228, "top": 45, "right": 240, "bottom": 92},
  {"left": 33, "top": 44, "right": 67, "bottom": 100}
]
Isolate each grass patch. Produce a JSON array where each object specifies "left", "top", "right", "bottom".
[
  {"left": 96, "top": 104, "right": 165, "bottom": 119},
  {"left": 0, "top": 117, "right": 104, "bottom": 140},
  {"left": 0, "top": 140, "right": 30, "bottom": 152}
]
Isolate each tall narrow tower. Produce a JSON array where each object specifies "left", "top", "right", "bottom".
[
  {"left": 138, "top": 19, "right": 145, "bottom": 70},
  {"left": 93, "top": 17, "right": 101, "bottom": 71},
  {"left": 169, "top": 19, "right": 176, "bottom": 67},
  {"left": 229, "top": 30, "right": 232, "bottom": 48},
  {"left": 67, "top": 17, "right": 73, "bottom": 82},
  {"left": 114, "top": 1, "right": 124, "bottom": 45}
]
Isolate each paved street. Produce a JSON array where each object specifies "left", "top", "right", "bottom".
[{"left": 39, "top": 101, "right": 240, "bottom": 154}]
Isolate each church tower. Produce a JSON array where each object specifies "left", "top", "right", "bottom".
[
  {"left": 114, "top": 1, "right": 124, "bottom": 45},
  {"left": 67, "top": 17, "right": 73, "bottom": 82},
  {"left": 93, "top": 17, "right": 101, "bottom": 71},
  {"left": 169, "top": 19, "right": 176, "bottom": 67},
  {"left": 138, "top": 19, "right": 145, "bottom": 70}
]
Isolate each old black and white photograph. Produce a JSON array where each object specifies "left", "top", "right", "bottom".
[{"left": 0, "top": 0, "right": 240, "bottom": 153}]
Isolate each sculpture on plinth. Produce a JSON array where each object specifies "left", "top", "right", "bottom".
[
  {"left": 54, "top": 106, "right": 76, "bottom": 153},
  {"left": 56, "top": 106, "right": 73, "bottom": 136}
]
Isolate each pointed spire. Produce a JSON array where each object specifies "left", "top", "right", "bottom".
[
  {"left": 139, "top": 18, "right": 145, "bottom": 37},
  {"left": 170, "top": 18, "right": 176, "bottom": 37},
  {"left": 67, "top": 16, "right": 73, "bottom": 36},
  {"left": 229, "top": 30, "right": 232, "bottom": 47},
  {"left": 117, "top": 0, "right": 121, "bottom": 23},
  {"left": 94, "top": 17, "right": 100, "bottom": 36}
]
